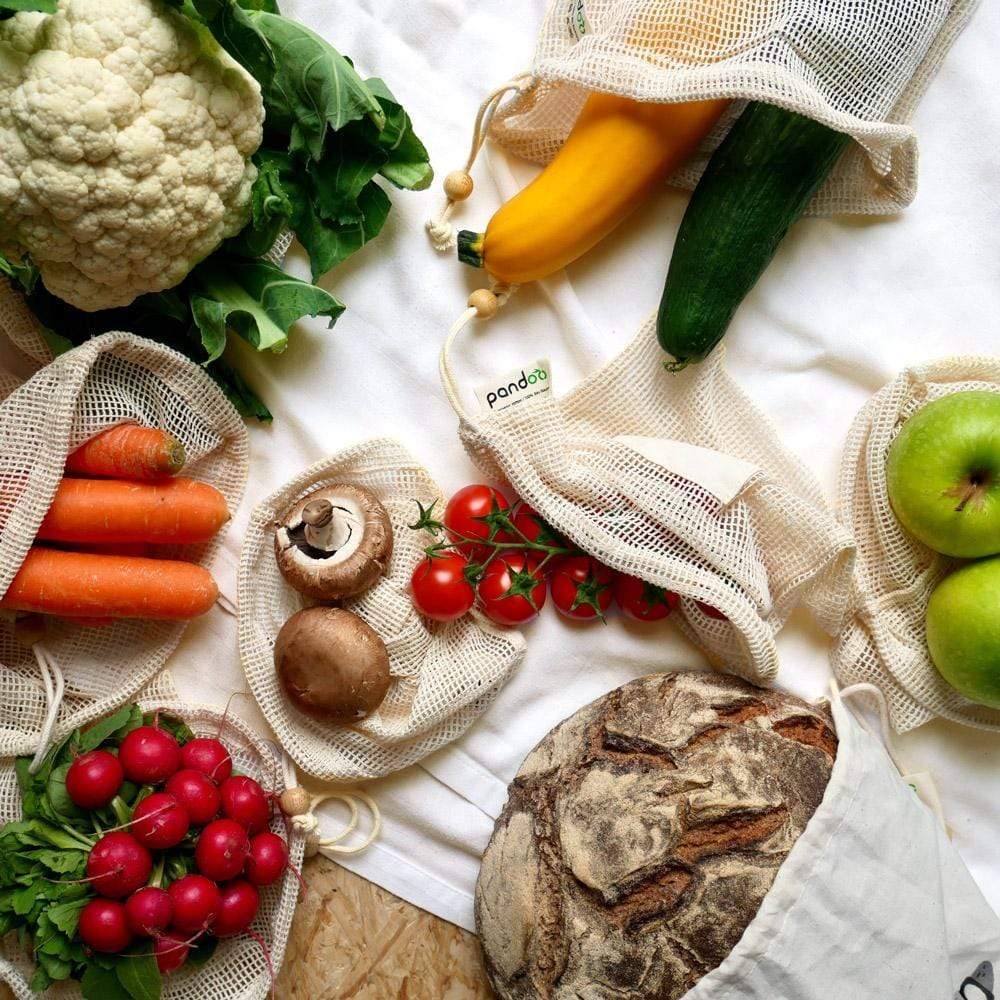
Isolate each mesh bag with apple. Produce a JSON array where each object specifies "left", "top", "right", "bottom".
[
  {"left": 441, "top": 317, "right": 855, "bottom": 686},
  {"left": 238, "top": 437, "right": 527, "bottom": 781},
  {"left": 0, "top": 304, "right": 248, "bottom": 758},
  {"left": 834, "top": 358, "right": 1000, "bottom": 733},
  {"left": 0, "top": 688, "right": 305, "bottom": 1000},
  {"left": 488, "top": 0, "right": 978, "bottom": 215}
]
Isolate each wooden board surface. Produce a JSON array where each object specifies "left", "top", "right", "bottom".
[{"left": 277, "top": 856, "right": 493, "bottom": 999}]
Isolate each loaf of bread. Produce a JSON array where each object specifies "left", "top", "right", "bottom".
[{"left": 475, "top": 671, "right": 837, "bottom": 999}]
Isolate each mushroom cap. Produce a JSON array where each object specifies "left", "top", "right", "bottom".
[
  {"left": 274, "top": 483, "right": 393, "bottom": 601},
  {"left": 274, "top": 607, "right": 391, "bottom": 724}
]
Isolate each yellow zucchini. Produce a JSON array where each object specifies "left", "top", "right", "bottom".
[{"left": 458, "top": 92, "right": 728, "bottom": 285}]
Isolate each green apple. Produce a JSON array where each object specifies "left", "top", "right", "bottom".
[
  {"left": 926, "top": 557, "right": 1000, "bottom": 707},
  {"left": 886, "top": 390, "right": 1000, "bottom": 557}
]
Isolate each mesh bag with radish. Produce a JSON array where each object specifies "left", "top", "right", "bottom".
[
  {"left": 488, "top": 0, "right": 979, "bottom": 215},
  {"left": 0, "top": 307, "right": 247, "bottom": 760},
  {"left": 0, "top": 696, "right": 304, "bottom": 1000}
]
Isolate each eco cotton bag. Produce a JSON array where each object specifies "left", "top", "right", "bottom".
[
  {"left": 833, "top": 358, "right": 1000, "bottom": 733},
  {"left": 441, "top": 316, "right": 854, "bottom": 685},
  {"left": 238, "top": 437, "right": 527, "bottom": 781},
  {"left": 0, "top": 690, "right": 304, "bottom": 1000},
  {"left": 0, "top": 291, "right": 248, "bottom": 760},
  {"left": 489, "top": 0, "right": 980, "bottom": 214},
  {"left": 678, "top": 688, "right": 1000, "bottom": 999}
]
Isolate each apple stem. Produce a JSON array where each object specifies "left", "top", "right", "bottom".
[{"left": 955, "top": 484, "right": 978, "bottom": 513}]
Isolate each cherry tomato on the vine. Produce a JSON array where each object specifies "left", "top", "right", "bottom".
[
  {"left": 477, "top": 552, "right": 547, "bottom": 627},
  {"left": 614, "top": 574, "right": 679, "bottom": 622},
  {"left": 444, "top": 485, "right": 512, "bottom": 560},
  {"left": 550, "top": 555, "right": 616, "bottom": 622},
  {"left": 509, "top": 502, "right": 564, "bottom": 551},
  {"left": 411, "top": 554, "right": 476, "bottom": 622}
]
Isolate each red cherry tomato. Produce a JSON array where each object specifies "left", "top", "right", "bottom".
[
  {"left": 477, "top": 552, "right": 547, "bottom": 627},
  {"left": 443, "top": 485, "right": 511, "bottom": 559},
  {"left": 509, "top": 502, "right": 564, "bottom": 551},
  {"left": 695, "top": 601, "right": 728, "bottom": 621},
  {"left": 550, "top": 555, "right": 616, "bottom": 622},
  {"left": 614, "top": 574, "right": 679, "bottom": 622},
  {"left": 411, "top": 554, "right": 476, "bottom": 622}
]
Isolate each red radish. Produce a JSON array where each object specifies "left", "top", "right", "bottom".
[
  {"left": 245, "top": 832, "right": 288, "bottom": 887},
  {"left": 196, "top": 819, "right": 250, "bottom": 881},
  {"left": 130, "top": 792, "right": 190, "bottom": 850},
  {"left": 168, "top": 874, "right": 221, "bottom": 934},
  {"left": 220, "top": 776, "right": 271, "bottom": 834},
  {"left": 87, "top": 832, "right": 152, "bottom": 898},
  {"left": 165, "top": 769, "right": 221, "bottom": 825},
  {"left": 65, "top": 749, "right": 124, "bottom": 809},
  {"left": 78, "top": 899, "right": 133, "bottom": 953},
  {"left": 180, "top": 737, "right": 232, "bottom": 783},
  {"left": 154, "top": 931, "right": 190, "bottom": 975},
  {"left": 695, "top": 601, "right": 728, "bottom": 621},
  {"left": 118, "top": 726, "right": 181, "bottom": 784},
  {"left": 125, "top": 886, "right": 173, "bottom": 937},
  {"left": 211, "top": 879, "right": 260, "bottom": 938}
]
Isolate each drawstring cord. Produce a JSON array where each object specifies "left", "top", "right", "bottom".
[
  {"left": 279, "top": 753, "right": 381, "bottom": 858},
  {"left": 425, "top": 73, "right": 535, "bottom": 252}
]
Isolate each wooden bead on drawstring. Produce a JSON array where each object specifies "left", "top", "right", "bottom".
[
  {"left": 443, "top": 170, "right": 474, "bottom": 201},
  {"left": 280, "top": 787, "right": 311, "bottom": 817},
  {"left": 468, "top": 289, "right": 499, "bottom": 318}
]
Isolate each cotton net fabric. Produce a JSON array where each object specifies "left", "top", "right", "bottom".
[
  {"left": 0, "top": 282, "right": 248, "bottom": 758},
  {"left": 442, "top": 316, "right": 854, "bottom": 686},
  {"left": 238, "top": 437, "right": 527, "bottom": 781},
  {"left": 0, "top": 687, "right": 305, "bottom": 1000},
  {"left": 489, "top": 0, "right": 980, "bottom": 214},
  {"left": 833, "top": 358, "right": 1000, "bottom": 734}
]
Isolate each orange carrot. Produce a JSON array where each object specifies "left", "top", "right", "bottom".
[
  {"left": 37, "top": 477, "right": 230, "bottom": 545},
  {"left": 65, "top": 425, "right": 185, "bottom": 480},
  {"left": 1, "top": 548, "right": 219, "bottom": 620}
]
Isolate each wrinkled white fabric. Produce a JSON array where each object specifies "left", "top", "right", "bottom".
[{"left": 1, "top": 0, "right": 998, "bottom": 966}]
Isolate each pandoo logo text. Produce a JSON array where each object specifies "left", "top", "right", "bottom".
[{"left": 485, "top": 368, "right": 548, "bottom": 410}]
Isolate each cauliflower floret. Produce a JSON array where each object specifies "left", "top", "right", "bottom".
[{"left": 0, "top": 0, "right": 264, "bottom": 311}]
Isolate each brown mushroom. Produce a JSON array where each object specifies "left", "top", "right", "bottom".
[
  {"left": 274, "top": 483, "right": 393, "bottom": 601},
  {"left": 274, "top": 606, "right": 391, "bottom": 724}
]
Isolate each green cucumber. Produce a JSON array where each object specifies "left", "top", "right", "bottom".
[{"left": 657, "top": 102, "right": 852, "bottom": 371}]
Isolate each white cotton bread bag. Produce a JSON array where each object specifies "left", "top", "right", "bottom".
[
  {"left": 441, "top": 317, "right": 855, "bottom": 686},
  {"left": 679, "top": 689, "right": 1000, "bottom": 999},
  {"left": 0, "top": 689, "right": 304, "bottom": 1000},
  {"left": 489, "top": 0, "right": 980, "bottom": 214},
  {"left": 833, "top": 358, "right": 1000, "bottom": 734},
  {"left": 238, "top": 437, "right": 527, "bottom": 781},
  {"left": 0, "top": 310, "right": 248, "bottom": 760}
]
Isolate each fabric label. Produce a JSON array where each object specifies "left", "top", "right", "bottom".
[
  {"left": 476, "top": 359, "right": 551, "bottom": 414},
  {"left": 567, "top": 0, "right": 588, "bottom": 39},
  {"left": 613, "top": 435, "right": 760, "bottom": 505}
]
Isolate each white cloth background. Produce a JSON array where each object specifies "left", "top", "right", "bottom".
[{"left": 3, "top": 0, "right": 998, "bottom": 938}]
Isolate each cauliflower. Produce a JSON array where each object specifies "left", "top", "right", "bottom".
[{"left": 0, "top": 0, "right": 264, "bottom": 311}]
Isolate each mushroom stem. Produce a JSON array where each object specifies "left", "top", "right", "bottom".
[{"left": 302, "top": 499, "right": 334, "bottom": 528}]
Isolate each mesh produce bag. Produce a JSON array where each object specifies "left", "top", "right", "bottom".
[
  {"left": 0, "top": 690, "right": 305, "bottom": 1000},
  {"left": 0, "top": 294, "right": 248, "bottom": 759},
  {"left": 440, "top": 316, "right": 854, "bottom": 685},
  {"left": 238, "top": 437, "right": 527, "bottom": 781},
  {"left": 485, "top": 0, "right": 979, "bottom": 215},
  {"left": 833, "top": 359, "right": 1000, "bottom": 734}
]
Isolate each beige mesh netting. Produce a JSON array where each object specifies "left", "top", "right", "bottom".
[
  {"left": 441, "top": 315, "right": 855, "bottom": 685},
  {"left": 238, "top": 438, "right": 527, "bottom": 781},
  {"left": 833, "top": 358, "right": 1000, "bottom": 734},
  {"left": 488, "top": 0, "right": 979, "bottom": 214},
  {"left": 0, "top": 690, "right": 305, "bottom": 1000},
  {"left": 0, "top": 281, "right": 248, "bottom": 758}
]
